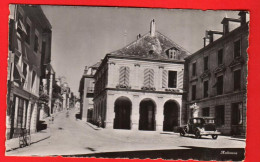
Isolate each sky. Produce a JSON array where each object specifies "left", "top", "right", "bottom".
[{"left": 39, "top": 6, "right": 241, "bottom": 95}]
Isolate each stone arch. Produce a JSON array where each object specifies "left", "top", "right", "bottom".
[
  {"left": 113, "top": 96, "right": 132, "bottom": 129},
  {"left": 163, "top": 99, "right": 180, "bottom": 132},
  {"left": 139, "top": 98, "right": 156, "bottom": 131}
]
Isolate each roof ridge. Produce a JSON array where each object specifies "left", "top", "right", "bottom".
[
  {"left": 156, "top": 31, "right": 191, "bottom": 54},
  {"left": 109, "top": 32, "right": 150, "bottom": 54}
]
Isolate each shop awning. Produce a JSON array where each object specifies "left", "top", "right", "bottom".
[{"left": 17, "top": 19, "right": 27, "bottom": 35}]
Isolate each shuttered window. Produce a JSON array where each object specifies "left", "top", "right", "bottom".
[
  {"left": 119, "top": 66, "right": 130, "bottom": 85},
  {"left": 144, "top": 68, "right": 154, "bottom": 87},
  {"left": 162, "top": 70, "right": 167, "bottom": 88},
  {"left": 177, "top": 70, "right": 183, "bottom": 89}
]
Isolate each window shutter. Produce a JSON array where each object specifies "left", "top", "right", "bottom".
[
  {"left": 177, "top": 70, "right": 183, "bottom": 89},
  {"left": 119, "top": 66, "right": 130, "bottom": 85},
  {"left": 162, "top": 70, "right": 167, "bottom": 88},
  {"left": 144, "top": 68, "right": 154, "bottom": 87}
]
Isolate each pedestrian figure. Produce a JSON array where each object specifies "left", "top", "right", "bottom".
[
  {"left": 66, "top": 110, "right": 69, "bottom": 118},
  {"left": 52, "top": 115, "right": 54, "bottom": 124},
  {"left": 97, "top": 115, "right": 102, "bottom": 128}
]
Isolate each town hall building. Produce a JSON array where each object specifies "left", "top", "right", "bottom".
[{"left": 92, "top": 20, "right": 190, "bottom": 132}]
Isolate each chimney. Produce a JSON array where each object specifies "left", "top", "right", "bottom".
[
  {"left": 221, "top": 18, "right": 229, "bottom": 35},
  {"left": 150, "top": 19, "right": 155, "bottom": 37},
  {"left": 238, "top": 11, "right": 247, "bottom": 25},
  {"left": 205, "top": 30, "right": 214, "bottom": 43},
  {"left": 137, "top": 34, "right": 141, "bottom": 39},
  {"left": 204, "top": 30, "right": 223, "bottom": 45},
  {"left": 221, "top": 16, "right": 242, "bottom": 35},
  {"left": 84, "top": 66, "right": 88, "bottom": 73}
]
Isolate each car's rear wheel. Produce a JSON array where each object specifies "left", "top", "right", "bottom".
[
  {"left": 180, "top": 131, "right": 185, "bottom": 136},
  {"left": 212, "top": 135, "right": 218, "bottom": 139},
  {"left": 195, "top": 130, "right": 201, "bottom": 139}
]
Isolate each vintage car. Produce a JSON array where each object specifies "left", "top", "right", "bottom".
[{"left": 179, "top": 117, "right": 220, "bottom": 139}]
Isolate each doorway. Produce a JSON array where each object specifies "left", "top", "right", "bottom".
[
  {"left": 139, "top": 99, "right": 156, "bottom": 131},
  {"left": 113, "top": 96, "right": 132, "bottom": 129},
  {"left": 163, "top": 100, "right": 179, "bottom": 131}
]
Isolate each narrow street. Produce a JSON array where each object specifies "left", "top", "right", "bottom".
[{"left": 6, "top": 108, "right": 245, "bottom": 160}]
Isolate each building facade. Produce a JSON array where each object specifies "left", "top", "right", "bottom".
[
  {"left": 79, "top": 63, "right": 99, "bottom": 121},
  {"left": 52, "top": 78, "right": 63, "bottom": 113},
  {"left": 7, "top": 5, "right": 52, "bottom": 139},
  {"left": 93, "top": 20, "right": 190, "bottom": 131},
  {"left": 184, "top": 12, "right": 248, "bottom": 135}
]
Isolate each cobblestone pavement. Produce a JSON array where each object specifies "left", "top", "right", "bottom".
[{"left": 6, "top": 108, "right": 245, "bottom": 158}]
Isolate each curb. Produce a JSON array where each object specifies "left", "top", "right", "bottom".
[
  {"left": 5, "top": 130, "right": 51, "bottom": 152},
  {"left": 85, "top": 122, "right": 102, "bottom": 131}
]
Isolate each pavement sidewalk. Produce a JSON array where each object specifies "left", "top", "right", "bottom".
[{"left": 5, "top": 128, "right": 51, "bottom": 152}]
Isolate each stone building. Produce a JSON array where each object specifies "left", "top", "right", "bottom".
[
  {"left": 7, "top": 5, "right": 52, "bottom": 139},
  {"left": 183, "top": 11, "right": 248, "bottom": 135},
  {"left": 78, "top": 62, "right": 100, "bottom": 121},
  {"left": 92, "top": 20, "right": 190, "bottom": 131}
]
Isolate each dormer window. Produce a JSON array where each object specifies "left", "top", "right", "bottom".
[{"left": 167, "top": 49, "right": 178, "bottom": 59}]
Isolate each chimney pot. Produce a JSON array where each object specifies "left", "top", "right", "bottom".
[
  {"left": 150, "top": 19, "right": 155, "bottom": 37},
  {"left": 137, "top": 34, "right": 141, "bottom": 39},
  {"left": 238, "top": 11, "right": 247, "bottom": 25},
  {"left": 221, "top": 18, "right": 229, "bottom": 35}
]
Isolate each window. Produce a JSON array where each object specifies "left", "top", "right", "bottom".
[
  {"left": 215, "top": 105, "right": 225, "bottom": 126},
  {"left": 234, "top": 69, "right": 241, "bottom": 91},
  {"left": 218, "top": 49, "right": 223, "bottom": 65},
  {"left": 204, "top": 56, "right": 208, "bottom": 71},
  {"left": 31, "top": 70, "right": 36, "bottom": 88},
  {"left": 234, "top": 40, "right": 241, "bottom": 58},
  {"left": 192, "top": 62, "right": 196, "bottom": 76},
  {"left": 192, "top": 85, "right": 196, "bottom": 100},
  {"left": 168, "top": 49, "right": 177, "bottom": 59},
  {"left": 42, "top": 41, "right": 46, "bottom": 55},
  {"left": 202, "top": 107, "right": 210, "bottom": 117},
  {"left": 119, "top": 66, "right": 130, "bottom": 86},
  {"left": 22, "top": 63, "right": 28, "bottom": 88},
  {"left": 143, "top": 68, "right": 154, "bottom": 87},
  {"left": 217, "top": 75, "right": 223, "bottom": 95},
  {"left": 203, "top": 80, "right": 209, "bottom": 98},
  {"left": 25, "top": 22, "right": 31, "bottom": 44},
  {"left": 17, "top": 98, "right": 24, "bottom": 128},
  {"left": 22, "top": 63, "right": 27, "bottom": 79},
  {"left": 168, "top": 71, "right": 177, "bottom": 88},
  {"left": 34, "top": 35, "right": 39, "bottom": 53}
]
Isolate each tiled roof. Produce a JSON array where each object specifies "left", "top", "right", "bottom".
[{"left": 110, "top": 31, "right": 190, "bottom": 60}]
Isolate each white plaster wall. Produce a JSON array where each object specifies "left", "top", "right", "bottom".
[
  {"left": 107, "top": 58, "right": 184, "bottom": 91},
  {"left": 105, "top": 90, "right": 183, "bottom": 131}
]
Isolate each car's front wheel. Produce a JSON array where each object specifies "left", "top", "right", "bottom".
[
  {"left": 212, "top": 135, "right": 218, "bottom": 139},
  {"left": 180, "top": 131, "right": 185, "bottom": 136},
  {"left": 195, "top": 130, "right": 201, "bottom": 139}
]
